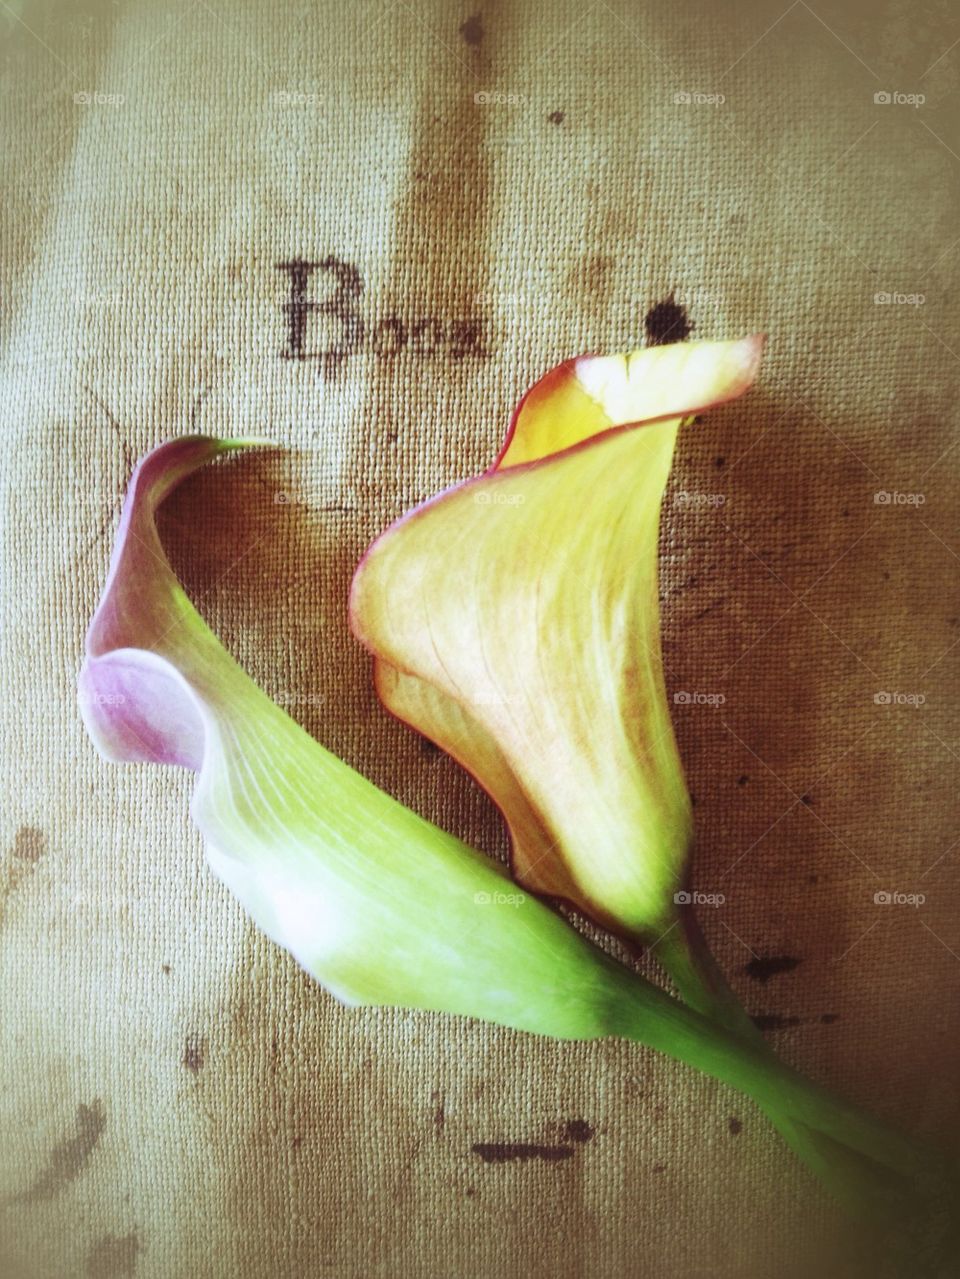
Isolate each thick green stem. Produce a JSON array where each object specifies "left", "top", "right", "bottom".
[
  {"left": 599, "top": 946, "right": 939, "bottom": 1181},
  {"left": 652, "top": 911, "right": 914, "bottom": 1220}
]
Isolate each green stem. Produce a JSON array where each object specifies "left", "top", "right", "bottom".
[
  {"left": 600, "top": 946, "right": 939, "bottom": 1182},
  {"left": 652, "top": 911, "right": 913, "bottom": 1220}
]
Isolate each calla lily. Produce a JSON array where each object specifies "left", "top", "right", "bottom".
[
  {"left": 76, "top": 436, "right": 939, "bottom": 1201},
  {"left": 78, "top": 435, "right": 681, "bottom": 1037},
  {"left": 350, "top": 336, "right": 764, "bottom": 938},
  {"left": 347, "top": 337, "right": 960, "bottom": 1231}
]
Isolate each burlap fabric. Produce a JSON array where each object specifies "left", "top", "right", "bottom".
[{"left": 2, "top": 1, "right": 958, "bottom": 1275}]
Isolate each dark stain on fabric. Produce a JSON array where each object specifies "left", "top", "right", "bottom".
[
  {"left": 652, "top": 1163, "right": 666, "bottom": 1173},
  {"left": 753, "top": 1010, "right": 839, "bottom": 1030},
  {"left": 14, "top": 827, "right": 46, "bottom": 862},
  {"left": 182, "top": 1034, "right": 205, "bottom": 1074},
  {"left": 728, "top": 1116, "right": 743, "bottom": 1136},
  {"left": 15, "top": 1100, "right": 106, "bottom": 1202},
  {"left": 644, "top": 295, "right": 692, "bottom": 345},
  {"left": 459, "top": 13, "right": 484, "bottom": 45},
  {"left": 419, "top": 736, "right": 441, "bottom": 757},
  {"left": 752, "top": 1012, "right": 802, "bottom": 1031},
  {"left": 432, "top": 1089, "right": 445, "bottom": 1129},
  {"left": 472, "top": 1142, "right": 576, "bottom": 1164},
  {"left": 737, "top": 775, "right": 749, "bottom": 786},
  {"left": 800, "top": 793, "right": 814, "bottom": 806},
  {"left": 744, "top": 955, "right": 801, "bottom": 984},
  {"left": 548, "top": 110, "right": 565, "bottom": 125},
  {"left": 2, "top": 826, "right": 46, "bottom": 923},
  {"left": 563, "top": 1119, "right": 594, "bottom": 1143},
  {"left": 86, "top": 1232, "right": 140, "bottom": 1278}
]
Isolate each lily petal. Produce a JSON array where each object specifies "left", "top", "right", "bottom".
[
  {"left": 79, "top": 437, "right": 700, "bottom": 1038},
  {"left": 351, "top": 337, "right": 763, "bottom": 936}
]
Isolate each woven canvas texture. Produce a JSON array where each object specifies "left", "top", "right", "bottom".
[{"left": 2, "top": 1, "right": 959, "bottom": 1275}]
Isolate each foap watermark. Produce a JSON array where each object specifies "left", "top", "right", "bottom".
[
  {"left": 674, "top": 890, "right": 725, "bottom": 907},
  {"left": 89, "top": 692, "right": 125, "bottom": 708},
  {"left": 673, "top": 91, "right": 725, "bottom": 107},
  {"left": 74, "top": 90, "right": 125, "bottom": 107},
  {"left": 674, "top": 491, "right": 726, "bottom": 507},
  {"left": 474, "top": 890, "right": 526, "bottom": 907},
  {"left": 272, "top": 690, "right": 326, "bottom": 709},
  {"left": 674, "top": 691, "right": 726, "bottom": 707},
  {"left": 271, "top": 89, "right": 325, "bottom": 108},
  {"left": 874, "top": 890, "right": 925, "bottom": 907},
  {"left": 873, "top": 691, "right": 926, "bottom": 707},
  {"left": 474, "top": 91, "right": 527, "bottom": 107},
  {"left": 474, "top": 490, "right": 524, "bottom": 506},
  {"left": 874, "top": 489, "right": 925, "bottom": 505},
  {"left": 874, "top": 291, "right": 925, "bottom": 306},
  {"left": 873, "top": 91, "right": 925, "bottom": 108}
]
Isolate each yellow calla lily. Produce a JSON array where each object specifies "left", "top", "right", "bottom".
[{"left": 351, "top": 335, "right": 763, "bottom": 937}]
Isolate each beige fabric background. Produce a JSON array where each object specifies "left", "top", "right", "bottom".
[{"left": 2, "top": 0, "right": 959, "bottom": 1275}]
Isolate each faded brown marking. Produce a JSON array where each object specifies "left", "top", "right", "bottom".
[
  {"left": 182, "top": 1033, "right": 205, "bottom": 1074},
  {"left": 1, "top": 826, "right": 47, "bottom": 923},
  {"left": 14, "top": 1099, "right": 106, "bottom": 1202},
  {"left": 13, "top": 827, "right": 45, "bottom": 862},
  {"left": 86, "top": 1232, "right": 140, "bottom": 1277},
  {"left": 728, "top": 1116, "right": 743, "bottom": 1136},
  {"left": 459, "top": 13, "right": 484, "bottom": 45}
]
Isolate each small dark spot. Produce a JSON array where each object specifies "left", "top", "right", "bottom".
[
  {"left": 14, "top": 826, "right": 46, "bottom": 862},
  {"left": 800, "top": 793, "right": 814, "bottom": 806},
  {"left": 86, "top": 1232, "right": 140, "bottom": 1278},
  {"left": 563, "top": 1119, "right": 594, "bottom": 1143},
  {"left": 459, "top": 13, "right": 483, "bottom": 45},
  {"left": 714, "top": 456, "right": 726, "bottom": 468},
  {"left": 751, "top": 1012, "right": 802, "bottom": 1031},
  {"left": 728, "top": 1116, "right": 743, "bottom": 1136},
  {"left": 841, "top": 508, "right": 850, "bottom": 517},
  {"left": 15, "top": 1099, "right": 106, "bottom": 1202},
  {"left": 548, "top": 110, "right": 565, "bottom": 125},
  {"left": 690, "top": 794, "right": 698, "bottom": 807},
  {"left": 472, "top": 1142, "right": 575, "bottom": 1164},
  {"left": 419, "top": 736, "right": 441, "bottom": 757},
  {"left": 820, "top": 1013, "right": 839, "bottom": 1025},
  {"left": 652, "top": 1163, "right": 666, "bottom": 1173},
  {"left": 466, "top": 1185, "right": 476, "bottom": 1196},
  {"left": 292, "top": 1134, "right": 304, "bottom": 1149},
  {"left": 807, "top": 874, "right": 818, "bottom": 884},
  {"left": 737, "top": 775, "right": 749, "bottom": 786},
  {"left": 182, "top": 1033, "right": 205, "bottom": 1074},
  {"left": 644, "top": 294, "right": 692, "bottom": 346},
  {"left": 161, "top": 964, "right": 171, "bottom": 974},
  {"left": 744, "top": 955, "right": 802, "bottom": 984}
]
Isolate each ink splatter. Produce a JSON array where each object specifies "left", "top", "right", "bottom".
[
  {"left": 644, "top": 295, "right": 692, "bottom": 345},
  {"left": 744, "top": 955, "right": 801, "bottom": 984},
  {"left": 548, "top": 110, "right": 565, "bottom": 125},
  {"left": 563, "top": 1119, "right": 594, "bottom": 1143},
  {"left": 472, "top": 1142, "right": 575, "bottom": 1164}
]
